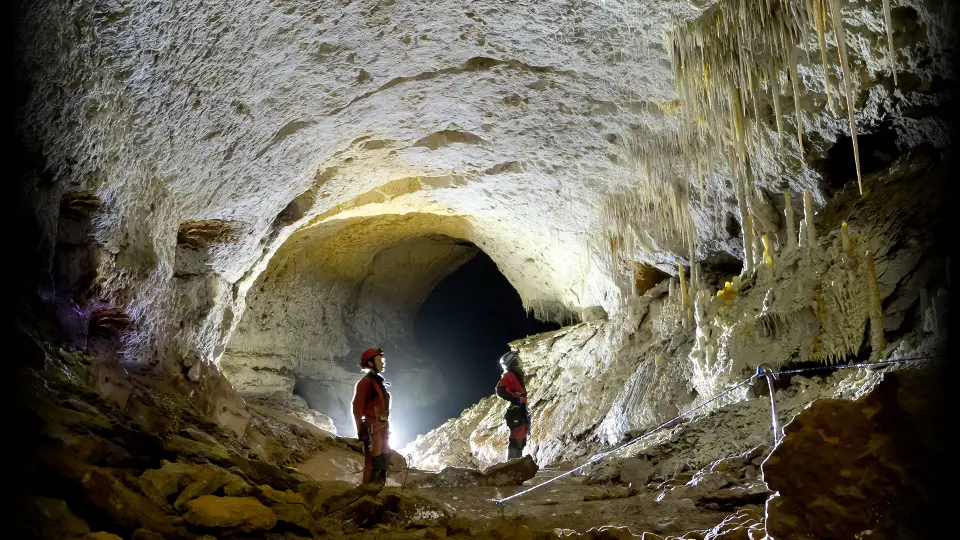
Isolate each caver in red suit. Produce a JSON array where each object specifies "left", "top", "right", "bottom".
[
  {"left": 495, "top": 350, "right": 530, "bottom": 461},
  {"left": 352, "top": 347, "right": 391, "bottom": 485}
]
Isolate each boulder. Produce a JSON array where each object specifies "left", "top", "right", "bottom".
[
  {"left": 254, "top": 485, "right": 315, "bottom": 534},
  {"left": 183, "top": 496, "right": 277, "bottom": 532},
  {"left": 173, "top": 468, "right": 252, "bottom": 511},
  {"left": 81, "top": 469, "right": 178, "bottom": 536},
  {"left": 164, "top": 435, "right": 231, "bottom": 464},
  {"left": 137, "top": 461, "right": 215, "bottom": 509},
  {"left": 480, "top": 456, "right": 539, "bottom": 485},
  {"left": 318, "top": 486, "right": 449, "bottom": 529},
  {"left": 15, "top": 497, "right": 91, "bottom": 539},
  {"left": 410, "top": 456, "right": 538, "bottom": 488},
  {"left": 619, "top": 458, "right": 655, "bottom": 488},
  {"left": 763, "top": 368, "right": 946, "bottom": 538}
]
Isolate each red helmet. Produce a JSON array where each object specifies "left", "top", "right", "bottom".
[{"left": 360, "top": 348, "right": 383, "bottom": 368}]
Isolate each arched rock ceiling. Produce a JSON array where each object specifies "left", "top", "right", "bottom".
[{"left": 16, "top": 0, "right": 954, "bottom": 368}]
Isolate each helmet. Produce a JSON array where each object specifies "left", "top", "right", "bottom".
[
  {"left": 499, "top": 350, "right": 518, "bottom": 370},
  {"left": 360, "top": 348, "right": 383, "bottom": 368}
]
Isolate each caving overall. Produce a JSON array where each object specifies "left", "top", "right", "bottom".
[
  {"left": 352, "top": 371, "right": 391, "bottom": 485},
  {"left": 496, "top": 368, "right": 530, "bottom": 461}
]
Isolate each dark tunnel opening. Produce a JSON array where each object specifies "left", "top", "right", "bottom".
[
  {"left": 405, "top": 251, "right": 560, "bottom": 446},
  {"left": 816, "top": 123, "right": 901, "bottom": 198}
]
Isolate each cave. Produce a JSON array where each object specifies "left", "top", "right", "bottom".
[{"left": 12, "top": 0, "right": 952, "bottom": 538}]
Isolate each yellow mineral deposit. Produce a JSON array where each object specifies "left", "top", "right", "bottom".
[
  {"left": 723, "top": 281, "right": 734, "bottom": 297},
  {"left": 840, "top": 222, "right": 851, "bottom": 253},
  {"left": 762, "top": 235, "right": 774, "bottom": 269}
]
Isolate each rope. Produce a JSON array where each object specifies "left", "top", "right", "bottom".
[
  {"left": 489, "top": 353, "right": 944, "bottom": 507},
  {"left": 773, "top": 354, "right": 943, "bottom": 376},
  {"left": 491, "top": 376, "right": 754, "bottom": 504}
]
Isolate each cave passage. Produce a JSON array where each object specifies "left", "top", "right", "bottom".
[{"left": 402, "top": 251, "right": 560, "bottom": 447}]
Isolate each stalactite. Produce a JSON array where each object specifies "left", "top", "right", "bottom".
[
  {"left": 803, "top": 189, "right": 817, "bottom": 247},
  {"left": 882, "top": 0, "right": 897, "bottom": 86},
  {"left": 663, "top": 0, "right": 870, "bottom": 232},
  {"left": 813, "top": 0, "right": 835, "bottom": 113},
  {"left": 753, "top": 230, "right": 765, "bottom": 270},
  {"left": 788, "top": 47, "right": 805, "bottom": 155},
  {"left": 826, "top": 0, "right": 864, "bottom": 195}
]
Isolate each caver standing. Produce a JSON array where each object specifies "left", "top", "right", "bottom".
[
  {"left": 352, "top": 347, "right": 392, "bottom": 485},
  {"left": 495, "top": 350, "right": 531, "bottom": 461}
]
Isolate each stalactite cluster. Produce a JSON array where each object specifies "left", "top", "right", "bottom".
[
  {"left": 663, "top": 0, "right": 898, "bottom": 201},
  {"left": 588, "top": 0, "right": 898, "bottom": 319}
]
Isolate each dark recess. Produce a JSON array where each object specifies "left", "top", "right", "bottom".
[
  {"left": 815, "top": 123, "right": 901, "bottom": 198},
  {"left": 409, "top": 251, "right": 559, "bottom": 444}
]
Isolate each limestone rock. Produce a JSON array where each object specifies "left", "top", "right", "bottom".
[
  {"left": 81, "top": 469, "right": 178, "bottom": 536},
  {"left": 172, "top": 468, "right": 252, "bottom": 511},
  {"left": 320, "top": 486, "right": 449, "bottom": 529},
  {"left": 410, "top": 455, "right": 538, "bottom": 488},
  {"left": 15, "top": 497, "right": 91, "bottom": 539},
  {"left": 584, "top": 485, "right": 636, "bottom": 501},
  {"left": 131, "top": 529, "right": 166, "bottom": 540},
  {"left": 85, "top": 533, "right": 124, "bottom": 540},
  {"left": 619, "top": 458, "right": 655, "bottom": 488},
  {"left": 184, "top": 496, "right": 278, "bottom": 532},
  {"left": 164, "top": 435, "right": 231, "bottom": 464},
  {"left": 481, "top": 455, "right": 539, "bottom": 485},
  {"left": 700, "top": 507, "right": 765, "bottom": 540},
  {"left": 763, "top": 368, "right": 946, "bottom": 538}
]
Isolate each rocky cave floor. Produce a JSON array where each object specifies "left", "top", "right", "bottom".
[{"left": 14, "top": 332, "right": 946, "bottom": 540}]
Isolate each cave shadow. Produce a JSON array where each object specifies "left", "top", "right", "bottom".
[{"left": 399, "top": 251, "right": 560, "bottom": 447}]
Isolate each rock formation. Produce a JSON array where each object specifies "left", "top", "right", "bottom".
[{"left": 12, "top": 0, "right": 954, "bottom": 537}]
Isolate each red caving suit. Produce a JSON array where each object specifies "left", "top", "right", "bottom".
[
  {"left": 497, "top": 370, "right": 528, "bottom": 440},
  {"left": 352, "top": 372, "right": 391, "bottom": 484}
]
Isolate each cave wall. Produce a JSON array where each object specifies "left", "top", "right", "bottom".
[
  {"left": 403, "top": 146, "right": 948, "bottom": 469},
  {"left": 14, "top": 0, "right": 955, "bottom": 445}
]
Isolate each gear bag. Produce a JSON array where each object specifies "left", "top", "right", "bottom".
[{"left": 504, "top": 403, "right": 528, "bottom": 427}]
